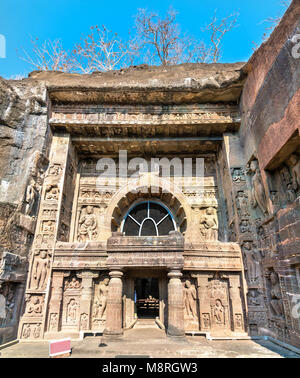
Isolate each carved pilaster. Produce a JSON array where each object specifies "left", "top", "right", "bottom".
[
  {"left": 19, "top": 133, "right": 72, "bottom": 340},
  {"left": 77, "top": 271, "right": 98, "bottom": 331},
  {"left": 46, "top": 271, "right": 66, "bottom": 333}
]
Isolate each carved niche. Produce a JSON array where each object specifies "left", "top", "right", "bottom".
[
  {"left": 61, "top": 273, "right": 81, "bottom": 330},
  {"left": 208, "top": 276, "right": 230, "bottom": 331}
]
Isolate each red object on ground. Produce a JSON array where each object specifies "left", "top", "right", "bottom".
[{"left": 49, "top": 338, "right": 71, "bottom": 357}]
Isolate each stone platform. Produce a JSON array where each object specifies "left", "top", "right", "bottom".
[{"left": 1, "top": 328, "right": 299, "bottom": 358}]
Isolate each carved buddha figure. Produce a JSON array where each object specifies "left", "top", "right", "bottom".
[
  {"left": 78, "top": 206, "right": 98, "bottom": 242},
  {"left": 269, "top": 272, "right": 284, "bottom": 318},
  {"left": 32, "top": 251, "right": 50, "bottom": 290},
  {"left": 199, "top": 207, "right": 218, "bottom": 241},
  {"left": 289, "top": 154, "right": 300, "bottom": 193},
  {"left": 183, "top": 280, "right": 197, "bottom": 319},
  {"left": 94, "top": 277, "right": 109, "bottom": 319},
  {"left": 25, "top": 179, "right": 37, "bottom": 216},
  {"left": 67, "top": 299, "right": 78, "bottom": 323},
  {"left": 249, "top": 160, "right": 268, "bottom": 215},
  {"left": 213, "top": 299, "right": 225, "bottom": 324}
]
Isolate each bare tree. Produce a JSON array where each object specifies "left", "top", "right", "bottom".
[
  {"left": 20, "top": 8, "right": 240, "bottom": 73},
  {"left": 262, "top": 1, "right": 291, "bottom": 41},
  {"left": 134, "top": 8, "right": 182, "bottom": 65},
  {"left": 205, "top": 11, "right": 239, "bottom": 63},
  {"left": 19, "top": 38, "right": 72, "bottom": 72},
  {"left": 72, "top": 25, "right": 135, "bottom": 73}
]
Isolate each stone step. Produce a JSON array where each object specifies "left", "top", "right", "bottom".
[{"left": 134, "top": 319, "right": 159, "bottom": 329}]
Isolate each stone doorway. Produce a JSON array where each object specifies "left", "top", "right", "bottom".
[{"left": 134, "top": 278, "right": 159, "bottom": 319}]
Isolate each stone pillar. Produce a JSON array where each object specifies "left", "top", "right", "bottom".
[
  {"left": 46, "top": 271, "right": 65, "bottom": 334},
  {"left": 167, "top": 269, "right": 185, "bottom": 338},
  {"left": 229, "top": 274, "right": 245, "bottom": 333},
  {"left": 103, "top": 269, "right": 124, "bottom": 338},
  {"left": 78, "top": 271, "right": 98, "bottom": 331}
]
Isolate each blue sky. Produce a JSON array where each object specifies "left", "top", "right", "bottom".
[{"left": 0, "top": 0, "right": 289, "bottom": 78}]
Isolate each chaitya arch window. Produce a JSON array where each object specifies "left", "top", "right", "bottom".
[{"left": 121, "top": 201, "right": 177, "bottom": 236}]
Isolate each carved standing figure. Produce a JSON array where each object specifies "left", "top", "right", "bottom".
[
  {"left": 269, "top": 272, "right": 284, "bottom": 318},
  {"left": 183, "top": 280, "right": 197, "bottom": 319},
  {"left": 243, "top": 242, "right": 259, "bottom": 284},
  {"left": 94, "top": 278, "right": 109, "bottom": 319},
  {"left": 67, "top": 299, "right": 78, "bottom": 323},
  {"left": 289, "top": 154, "right": 300, "bottom": 192},
  {"left": 249, "top": 159, "right": 268, "bottom": 215},
  {"left": 25, "top": 179, "right": 37, "bottom": 216},
  {"left": 213, "top": 299, "right": 225, "bottom": 324},
  {"left": 32, "top": 251, "right": 50, "bottom": 290},
  {"left": 78, "top": 206, "right": 98, "bottom": 242}
]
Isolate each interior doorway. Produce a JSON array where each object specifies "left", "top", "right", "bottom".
[{"left": 134, "top": 278, "right": 159, "bottom": 319}]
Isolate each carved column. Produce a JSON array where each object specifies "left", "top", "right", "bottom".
[
  {"left": 78, "top": 271, "right": 98, "bottom": 331},
  {"left": 46, "top": 271, "right": 65, "bottom": 334},
  {"left": 229, "top": 274, "right": 245, "bottom": 333},
  {"left": 167, "top": 269, "right": 185, "bottom": 338},
  {"left": 103, "top": 269, "right": 124, "bottom": 338}
]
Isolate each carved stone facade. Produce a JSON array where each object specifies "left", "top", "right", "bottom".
[{"left": 1, "top": 0, "right": 300, "bottom": 347}]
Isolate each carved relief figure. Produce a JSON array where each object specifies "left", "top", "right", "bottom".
[
  {"left": 80, "top": 313, "right": 88, "bottom": 330},
  {"left": 287, "top": 183, "right": 296, "bottom": 203},
  {"left": 33, "top": 323, "right": 41, "bottom": 338},
  {"left": 183, "top": 280, "right": 197, "bottom": 319},
  {"left": 269, "top": 272, "right": 284, "bottom": 318},
  {"left": 45, "top": 184, "right": 59, "bottom": 200},
  {"left": 248, "top": 290, "right": 262, "bottom": 306},
  {"left": 288, "top": 154, "right": 300, "bottom": 193},
  {"left": 67, "top": 299, "right": 78, "bottom": 323},
  {"left": 202, "top": 314, "right": 210, "bottom": 328},
  {"left": 78, "top": 206, "right": 98, "bottom": 242},
  {"left": 93, "top": 277, "right": 109, "bottom": 319},
  {"left": 235, "top": 314, "right": 243, "bottom": 328},
  {"left": 49, "top": 313, "right": 58, "bottom": 331},
  {"left": 235, "top": 191, "right": 250, "bottom": 218},
  {"left": 22, "top": 324, "right": 31, "bottom": 339},
  {"left": 248, "top": 159, "right": 268, "bottom": 215},
  {"left": 32, "top": 251, "right": 50, "bottom": 290},
  {"left": 27, "top": 296, "right": 43, "bottom": 315},
  {"left": 25, "top": 179, "right": 38, "bottom": 216},
  {"left": 199, "top": 207, "right": 218, "bottom": 241},
  {"left": 243, "top": 242, "right": 260, "bottom": 284},
  {"left": 65, "top": 277, "right": 81, "bottom": 290},
  {"left": 213, "top": 299, "right": 225, "bottom": 324}
]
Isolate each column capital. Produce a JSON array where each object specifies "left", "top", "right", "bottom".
[
  {"left": 109, "top": 269, "right": 124, "bottom": 279},
  {"left": 167, "top": 269, "right": 183, "bottom": 279}
]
